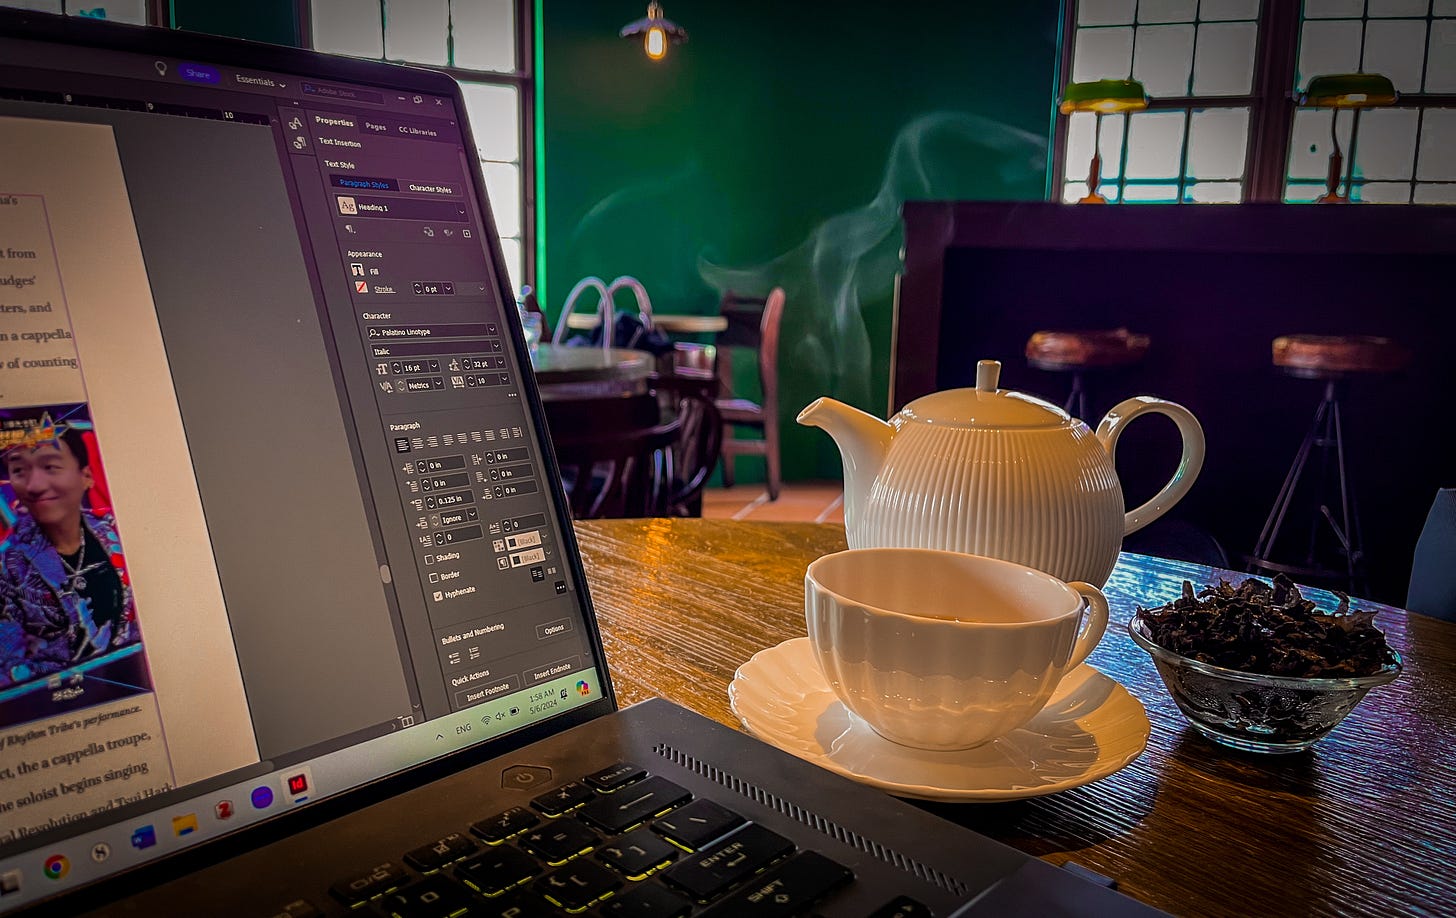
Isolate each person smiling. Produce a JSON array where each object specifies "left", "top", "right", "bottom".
[{"left": 0, "top": 422, "right": 136, "bottom": 688}]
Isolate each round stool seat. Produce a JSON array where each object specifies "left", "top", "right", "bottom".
[
  {"left": 1273, "top": 335, "right": 1410, "bottom": 379},
  {"left": 1026, "top": 328, "right": 1150, "bottom": 371}
]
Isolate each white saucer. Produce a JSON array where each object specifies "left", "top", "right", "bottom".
[{"left": 728, "top": 638, "right": 1150, "bottom": 802}]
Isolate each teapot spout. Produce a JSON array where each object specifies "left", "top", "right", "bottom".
[{"left": 797, "top": 397, "right": 893, "bottom": 536}]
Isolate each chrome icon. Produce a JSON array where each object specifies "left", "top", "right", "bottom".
[{"left": 42, "top": 855, "right": 69, "bottom": 880}]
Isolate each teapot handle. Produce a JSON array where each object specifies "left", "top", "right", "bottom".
[{"left": 1095, "top": 397, "right": 1206, "bottom": 536}]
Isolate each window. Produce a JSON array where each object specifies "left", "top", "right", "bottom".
[
  {"left": 0, "top": 0, "right": 148, "bottom": 24},
  {"left": 1286, "top": 0, "right": 1456, "bottom": 202},
  {"left": 1055, "top": 0, "right": 1456, "bottom": 203},
  {"left": 307, "top": 0, "right": 533, "bottom": 290}
]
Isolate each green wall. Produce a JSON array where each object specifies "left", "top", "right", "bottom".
[
  {"left": 169, "top": 0, "right": 299, "bottom": 46},
  {"left": 539, "top": 1, "right": 1062, "bottom": 481}
]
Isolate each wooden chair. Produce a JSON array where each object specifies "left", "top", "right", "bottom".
[
  {"left": 543, "top": 394, "right": 681, "bottom": 519},
  {"left": 715, "top": 287, "right": 784, "bottom": 501}
]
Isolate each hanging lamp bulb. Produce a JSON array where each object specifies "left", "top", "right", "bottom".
[{"left": 620, "top": 2, "right": 687, "bottom": 62}]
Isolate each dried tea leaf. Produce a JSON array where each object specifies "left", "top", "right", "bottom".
[{"left": 1134, "top": 574, "right": 1397, "bottom": 678}]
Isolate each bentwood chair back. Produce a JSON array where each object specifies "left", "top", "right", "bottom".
[
  {"left": 543, "top": 394, "right": 680, "bottom": 519},
  {"left": 715, "top": 287, "right": 784, "bottom": 501}
]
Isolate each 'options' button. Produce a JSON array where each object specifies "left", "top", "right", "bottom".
[{"left": 536, "top": 618, "right": 573, "bottom": 640}]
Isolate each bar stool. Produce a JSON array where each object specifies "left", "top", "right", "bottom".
[
  {"left": 1025, "top": 328, "right": 1150, "bottom": 420},
  {"left": 1249, "top": 334, "right": 1410, "bottom": 594}
]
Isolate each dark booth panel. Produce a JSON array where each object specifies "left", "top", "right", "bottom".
[{"left": 895, "top": 202, "right": 1456, "bottom": 605}]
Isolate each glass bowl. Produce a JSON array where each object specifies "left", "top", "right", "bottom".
[{"left": 1128, "top": 617, "right": 1402, "bottom": 754}]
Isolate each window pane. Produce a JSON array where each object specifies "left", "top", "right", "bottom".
[
  {"left": 1187, "top": 107, "right": 1249, "bottom": 179},
  {"left": 1287, "top": 108, "right": 1354, "bottom": 179},
  {"left": 1199, "top": 0, "right": 1260, "bottom": 20},
  {"left": 1185, "top": 181, "right": 1243, "bottom": 201},
  {"left": 1073, "top": 27, "right": 1135, "bottom": 81},
  {"left": 1133, "top": 24, "right": 1195, "bottom": 95},
  {"left": 1436, "top": 0, "right": 1456, "bottom": 12},
  {"left": 1367, "top": 0, "right": 1429, "bottom": 15},
  {"left": 461, "top": 82, "right": 520, "bottom": 162},
  {"left": 1123, "top": 183, "right": 1181, "bottom": 201},
  {"left": 1351, "top": 181, "right": 1412, "bottom": 201},
  {"left": 2, "top": 1, "right": 62, "bottom": 12},
  {"left": 1284, "top": 182, "right": 1328, "bottom": 201},
  {"left": 1363, "top": 19, "right": 1428, "bottom": 92},
  {"left": 384, "top": 0, "right": 448, "bottom": 65},
  {"left": 313, "top": 0, "right": 385, "bottom": 58},
  {"left": 1139, "top": 0, "right": 1198, "bottom": 22},
  {"left": 1416, "top": 108, "right": 1456, "bottom": 180},
  {"left": 1079, "top": 0, "right": 1137, "bottom": 25},
  {"left": 451, "top": 0, "right": 517, "bottom": 73},
  {"left": 1352, "top": 107, "right": 1418, "bottom": 179},
  {"left": 1065, "top": 112, "right": 1097, "bottom": 181},
  {"left": 481, "top": 161, "right": 521, "bottom": 237},
  {"left": 1298, "top": 19, "right": 1364, "bottom": 89},
  {"left": 1414, "top": 183, "right": 1456, "bottom": 202},
  {"left": 497, "top": 237, "right": 522, "bottom": 295},
  {"left": 1426, "top": 20, "right": 1456, "bottom": 92},
  {"left": 1098, "top": 113, "right": 1128, "bottom": 179},
  {"left": 1124, "top": 110, "right": 1186, "bottom": 178},
  {"left": 1304, "top": 0, "right": 1366, "bottom": 16},
  {"left": 1193, "top": 21, "right": 1258, "bottom": 94},
  {"left": 69, "top": 0, "right": 146, "bottom": 23}
]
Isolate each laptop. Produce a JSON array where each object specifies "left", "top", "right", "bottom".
[{"left": 0, "top": 11, "right": 1165, "bottom": 917}]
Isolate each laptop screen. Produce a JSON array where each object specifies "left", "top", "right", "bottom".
[{"left": 0, "top": 13, "right": 608, "bottom": 910}]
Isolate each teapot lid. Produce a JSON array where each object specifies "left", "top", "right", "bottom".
[{"left": 900, "top": 361, "right": 1071, "bottom": 429}]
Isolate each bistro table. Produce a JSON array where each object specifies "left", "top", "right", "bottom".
[
  {"left": 572, "top": 518, "right": 1456, "bottom": 918},
  {"left": 528, "top": 343, "right": 654, "bottom": 401},
  {"left": 564, "top": 312, "right": 729, "bottom": 334}
]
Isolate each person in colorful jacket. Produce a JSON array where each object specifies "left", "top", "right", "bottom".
[{"left": 0, "top": 424, "right": 136, "bottom": 689}]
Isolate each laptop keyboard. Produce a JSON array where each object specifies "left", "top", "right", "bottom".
[{"left": 294, "top": 762, "right": 929, "bottom": 918}]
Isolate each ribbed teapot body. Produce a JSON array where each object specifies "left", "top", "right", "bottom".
[{"left": 852, "top": 421, "right": 1124, "bottom": 586}]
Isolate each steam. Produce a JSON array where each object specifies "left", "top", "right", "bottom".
[{"left": 698, "top": 111, "right": 1045, "bottom": 406}]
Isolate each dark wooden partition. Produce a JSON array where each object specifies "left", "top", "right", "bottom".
[{"left": 894, "top": 201, "right": 1456, "bottom": 604}]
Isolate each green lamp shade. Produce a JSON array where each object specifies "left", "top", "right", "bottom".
[
  {"left": 1298, "top": 73, "right": 1398, "bottom": 108},
  {"left": 1059, "top": 79, "right": 1149, "bottom": 115}
]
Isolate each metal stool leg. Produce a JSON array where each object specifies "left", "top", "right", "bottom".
[
  {"left": 1252, "top": 391, "right": 1330, "bottom": 568},
  {"left": 1064, "top": 371, "right": 1088, "bottom": 421}
]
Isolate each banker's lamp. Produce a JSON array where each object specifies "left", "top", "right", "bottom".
[
  {"left": 1059, "top": 79, "right": 1149, "bottom": 204},
  {"left": 620, "top": 2, "right": 687, "bottom": 62},
  {"left": 1297, "top": 73, "right": 1398, "bottom": 204}
]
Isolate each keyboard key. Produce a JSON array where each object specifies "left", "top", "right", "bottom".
[
  {"left": 698, "top": 851, "right": 853, "bottom": 916},
  {"left": 599, "top": 882, "right": 694, "bottom": 917},
  {"left": 596, "top": 827, "right": 679, "bottom": 879},
  {"left": 652, "top": 799, "right": 746, "bottom": 851},
  {"left": 532, "top": 780, "right": 596, "bottom": 816},
  {"left": 377, "top": 875, "right": 475, "bottom": 918},
  {"left": 868, "top": 895, "right": 936, "bottom": 918},
  {"left": 536, "top": 859, "right": 623, "bottom": 911},
  {"left": 519, "top": 817, "right": 600, "bottom": 865},
  {"left": 404, "top": 832, "right": 478, "bottom": 873},
  {"left": 578, "top": 776, "right": 691, "bottom": 834},
  {"left": 471, "top": 805, "right": 540, "bottom": 843},
  {"left": 661, "top": 823, "right": 794, "bottom": 903},
  {"left": 472, "top": 888, "right": 556, "bottom": 917},
  {"left": 585, "top": 762, "right": 647, "bottom": 791},
  {"left": 454, "top": 845, "right": 540, "bottom": 897},
  {"left": 329, "top": 861, "right": 409, "bottom": 907}
]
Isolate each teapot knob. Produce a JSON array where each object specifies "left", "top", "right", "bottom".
[{"left": 975, "top": 360, "right": 1002, "bottom": 392}]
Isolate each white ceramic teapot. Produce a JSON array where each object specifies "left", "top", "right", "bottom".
[{"left": 798, "top": 360, "right": 1204, "bottom": 587}]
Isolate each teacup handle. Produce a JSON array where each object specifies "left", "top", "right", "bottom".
[
  {"left": 1065, "top": 583, "right": 1110, "bottom": 671},
  {"left": 1096, "top": 397, "right": 1206, "bottom": 536}
]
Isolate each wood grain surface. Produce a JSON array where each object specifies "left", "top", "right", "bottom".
[{"left": 574, "top": 518, "right": 1456, "bottom": 918}]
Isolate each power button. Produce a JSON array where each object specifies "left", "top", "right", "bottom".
[{"left": 500, "top": 765, "right": 552, "bottom": 790}]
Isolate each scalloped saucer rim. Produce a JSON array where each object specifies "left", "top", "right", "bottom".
[{"left": 728, "top": 637, "right": 1150, "bottom": 802}]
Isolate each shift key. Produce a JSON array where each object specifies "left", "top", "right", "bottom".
[{"left": 661, "top": 823, "right": 794, "bottom": 903}]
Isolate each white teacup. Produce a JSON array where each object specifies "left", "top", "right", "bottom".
[{"left": 805, "top": 547, "right": 1109, "bottom": 751}]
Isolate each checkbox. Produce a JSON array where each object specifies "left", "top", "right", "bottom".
[
  {"left": 433, "top": 591, "right": 443, "bottom": 602},
  {"left": 425, "top": 555, "right": 434, "bottom": 565},
  {"left": 429, "top": 573, "right": 439, "bottom": 583}
]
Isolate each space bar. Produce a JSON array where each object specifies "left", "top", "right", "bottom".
[{"left": 699, "top": 851, "right": 853, "bottom": 917}]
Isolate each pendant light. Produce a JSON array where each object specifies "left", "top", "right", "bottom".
[
  {"left": 1297, "top": 73, "right": 1398, "bottom": 204},
  {"left": 620, "top": 2, "right": 687, "bottom": 62}
]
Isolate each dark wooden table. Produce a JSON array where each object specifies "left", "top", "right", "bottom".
[{"left": 573, "top": 518, "right": 1456, "bottom": 918}]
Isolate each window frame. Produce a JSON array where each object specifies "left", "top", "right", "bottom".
[
  {"left": 296, "top": 0, "right": 536, "bottom": 292},
  {"left": 1051, "top": 2, "right": 1301, "bottom": 203}
]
